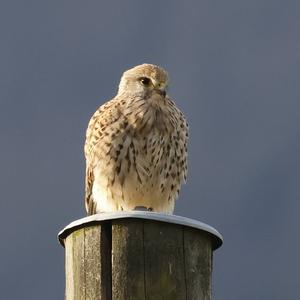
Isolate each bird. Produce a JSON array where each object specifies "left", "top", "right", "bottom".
[{"left": 84, "top": 63, "right": 188, "bottom": 215}]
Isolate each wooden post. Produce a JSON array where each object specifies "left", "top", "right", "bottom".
[{"left": 58, "top": 212, "right": 222, "bottom": 300}]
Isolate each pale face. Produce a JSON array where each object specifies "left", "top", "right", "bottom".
[{"left": 118, "top": 64, "right": 169, "bottom": 99}]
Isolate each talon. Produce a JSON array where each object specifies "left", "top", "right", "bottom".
[{"left": 133, "top": 206, "right": 148, "bottom": 211}]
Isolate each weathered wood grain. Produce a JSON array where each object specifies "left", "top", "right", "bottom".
[
  {"left": 111, "top": 219, "right": 145, "bottom": 300},
  {"left": 99, "top": 222, "right": 112, "bottom": 300},
  {"left": 65, "top": 224, "right": 112, "bottom": 300},
  {"left": 65, "top": 228, "right": 85, "bottom": 300},
  {"left": 184, "top": 228, "right": 212, "bottom": 300},
  {"left": 143, "top": 221, "right": 186, "bottom": 300},
  {"left": 84, "top": 225, "right": 101, "bottom": 299},
  {"left": 63, "top": 219, "right": 215, "bottom": 300}
]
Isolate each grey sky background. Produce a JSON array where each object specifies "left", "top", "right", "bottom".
[{"left": 1, "top": 0, "right": 299, "bottom": 299}]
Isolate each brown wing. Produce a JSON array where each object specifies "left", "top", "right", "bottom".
[
  {"left": 85, "top": 166, "right": 96, "bottom": 215},
  {"left": 84, "top": 108, "right": 101, "bottom": 215},
  {"left": 84, "top": 98, "right": 122, "bottom": 214},
  {"left": 167, "top": 97, "right": 188, "bottom": 183}
]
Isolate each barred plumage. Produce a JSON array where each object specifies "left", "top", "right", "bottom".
[{"left": 84, "top": 64, "right": 188, "bottom": 214}]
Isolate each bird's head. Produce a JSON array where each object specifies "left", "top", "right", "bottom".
[{"left": 118, "top": 63, "right": 169, "bottom": 100}]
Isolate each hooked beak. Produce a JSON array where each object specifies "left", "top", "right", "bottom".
[
  {"left": 154, "top": 81, "right": 167, "bottom": 97},
  {"left": 156, "top": 89, "right": 166, "bottom": 97}
]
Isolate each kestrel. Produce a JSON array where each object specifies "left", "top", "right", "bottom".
[{"left": 84, "top": 64, "right": 188, "bottom": 215}]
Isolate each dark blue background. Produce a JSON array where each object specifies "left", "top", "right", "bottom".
[{"left": 1, "top": 1, "right": 299, "bottom": 299}]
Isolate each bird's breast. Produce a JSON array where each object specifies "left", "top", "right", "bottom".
[{"left": 126, "top": 103, "right": 172, "bottom": 137}]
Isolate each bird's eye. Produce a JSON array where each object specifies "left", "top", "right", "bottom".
[{"left": 140, "top": 77, "right": 151, "bottom": 86}]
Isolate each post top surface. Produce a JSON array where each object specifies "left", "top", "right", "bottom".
[{"left": 58, "top": 211, "right": 223, "bottom": 250}]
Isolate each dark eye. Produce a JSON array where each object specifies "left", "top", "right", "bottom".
[{"left": 140, "top": 77, "right": 151, "bottom": 86}]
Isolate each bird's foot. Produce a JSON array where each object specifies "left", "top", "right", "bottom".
[{"left": 133, "top": 206, "right": 148, "bottom": 211}]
